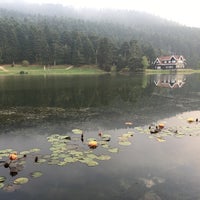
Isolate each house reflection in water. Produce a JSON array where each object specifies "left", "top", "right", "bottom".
[{"left": 154, "top": 74, "right": 186, "bottom": 88}]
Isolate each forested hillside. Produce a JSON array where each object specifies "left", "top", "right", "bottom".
[{"left": 0, "top": 3, "right": 200, "bottom": 70}]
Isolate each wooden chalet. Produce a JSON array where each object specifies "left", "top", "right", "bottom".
[{"left": 153, "top": 55, "right": 186, "bottom": 70}]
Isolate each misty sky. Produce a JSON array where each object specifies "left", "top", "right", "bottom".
[{"left": 2, "top": 0, "right": 200, "bottom": 28}]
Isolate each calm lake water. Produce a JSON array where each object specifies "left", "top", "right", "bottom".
[{"left": 0, "top": 73, "right": 200, "bottom": 200}]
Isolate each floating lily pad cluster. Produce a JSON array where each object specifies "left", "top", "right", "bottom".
[
  {"left": 46, "top": 130, "right": 118, "bottom": 167},
  {"left": 131, "top": 111, "right": 200, "bottom": 142},
  {"left": 0, "top": 148, "right": 43, "bottom": 192},
  {"left": 0, "top": 168, "right": 43, "bottom": 192},
  {"left": 0, "top": 128, "right": 135, "bottom": 192},
  {"left": 118, "top": 132, "right": 134, "bottom": 146}
]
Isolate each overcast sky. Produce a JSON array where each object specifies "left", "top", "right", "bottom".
[{"left": 2, "top": 0, "right": 200, "bottom": 28}]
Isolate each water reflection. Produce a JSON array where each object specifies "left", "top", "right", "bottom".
[
  {"left": 1, "top": 71, "right": 200, "bottom": 199},
  {"left": 0, "top": 73, "right": 200, "bottom": 132},
  {"left": 154, "top": 74, "right": 186, "bottom": 88}
]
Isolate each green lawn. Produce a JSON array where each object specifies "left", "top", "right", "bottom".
[{"left": 0, "top": 65, "right": 106, "bottom": 76}]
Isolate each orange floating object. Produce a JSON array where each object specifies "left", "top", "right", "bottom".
[
  {"left": 9, "top": 152, "right": 18, "bottom": 161},
  {"left": 88, "top": 140, "right": 98, "bottom": 149},
  {"left": 158, "top": 123, "right": 165, "bottom": 129}
]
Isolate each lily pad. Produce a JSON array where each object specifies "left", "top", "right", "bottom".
[
  {"left": 86, "top": 160, "right": 99, "bottom": 167},
  {"left": 122, "top": 133, "right": 134, "bottom": 138},
  {"left": 72, "top": 129, "right": 83, "bottom": 134},
  {"left": 156, "top": 137, "right": 166, "bottom": 142},
  {"left": 36, "top": 159, "right": 47, "bottom": 164},
  {"left": 14, "top": 177, "right": 29, "bottom": 185},
  {"left": 0, "top": 176, "right": 6, "bottom": 183},
  {"left": 96, "top": 155, "right": 111, "bottom": 161},
  {"left": 108, "top": 148, "right": 119, "bottom": 153},
  {"left": 30, "top": 171, "right": 43, "bottom": 178},
  {"left": 102, "top": 134, "right": 111, "bottom": 141},
  {"left": 119, "top": 141, "right": 131, "bottom": 146},
  {"left": 64, "top": 156, "right": 78, "bottom": 163},
  {"left": 20, "top": 151, "right": 31, "bottom": 155},
  {"left": 29, "top": 148, "right": 41, "bottom": 153},
  {"left": 0, "top": 183, "right": 4, "bottom": 189}
]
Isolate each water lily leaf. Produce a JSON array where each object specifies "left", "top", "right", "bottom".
[
  {"left": 156, "top": 137, "right": 166, "bottom": 142},
  {"left": 135, "top": 127, "right": 144, "bottom": 132},
  {"left": 0, "top": 149, "right": 13, "bottom": 154},
  {"left": 108, "top": 148, "right": 119, "bottom": 153},
  {"left": 14, "top": 177, "right": 29, "bottom": 185},
  {"left": 29, "top": 148, "right": 40, "bottom": 153},
  {"left": 57, "top": 161, "right": 67, "bottom": 166},
  {"left": 102, "top": 134, "right": 111, "bottom": 141},
  {"left": 72, "top": 129, "right": 83, "bottom": 134},
  {"left": 30, "top": 171, "right": 43, "bottom": 178},
  {"left": 20, "top": 151, "right": 31, "bottom": 155},
  {"left": 86, "top": 160, "right": 99, "bottom": 167},
  {"left": 48, "top": 160, "right": 60, "bottom": 165},
  {"left": 148, "top": 135, "right": 154, "bottom": 139},
  {"left": 119, "top": 141, "right": 131, "bottom": 146},
  {"left": 122, "top": 133, "right": 134, "bottom": 138},
  {"left": 86, "top": 154, "right": 97, "bottom": 159},
  {"left": 96, "top": 155, "right": 111, "bottom": 161},
  {"left": 100, "top": 143, "right": 109, "bottom": 148},
  {"left": 64, "top": 156, "right": 78, "bottom": 163},
  {"left": 0, "top": 183, "right": 4, "bottom": 189},
  {"left": 36, "top": 159, "right": 47, "bottom": 164},
  {"left": 0, "top": 176, "right": 6, "bottom": 183},
  {"left": 58, "top": 135, "right": 71, "bottom": 140}
]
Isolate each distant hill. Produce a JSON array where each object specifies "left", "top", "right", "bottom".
[{"left": 0, "top": 2, "right": 200, "bottom": 68}]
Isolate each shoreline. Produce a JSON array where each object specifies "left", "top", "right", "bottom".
[{"left": 0, "top": 65, "right": 107, "bottom": 76}]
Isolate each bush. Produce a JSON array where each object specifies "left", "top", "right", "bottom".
[{"left": 22, "top": 60, "right": 29, "bottom": 67}]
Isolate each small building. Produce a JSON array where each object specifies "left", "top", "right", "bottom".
[{"left": 153, "top": 55, "right": 186, "bottom": 70}]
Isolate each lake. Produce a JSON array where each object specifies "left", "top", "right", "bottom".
[{"left": 0, "top": 73, "right": 200, "bottom": 200}]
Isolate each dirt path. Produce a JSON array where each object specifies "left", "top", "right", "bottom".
[
  {"left": 0, "top": 66, "right": 9, "bottom": 72},
  {"left": 65, "top": 66, "right": 73, "bottom": 70}
]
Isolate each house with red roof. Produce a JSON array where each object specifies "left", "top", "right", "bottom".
[{"left": 153, "top": 55, "right": 186, "bottom": 70}]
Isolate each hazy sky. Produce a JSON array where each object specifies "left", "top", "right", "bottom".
[{"left": 3, "top": 0, "right": 200, "bottom": 28}]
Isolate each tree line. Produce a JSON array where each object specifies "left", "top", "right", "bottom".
[
  {"left": 1, "top": 6, "right": 200, "bottom": 70},
  {"left": 0, "top": 14, "right": 156, "bottom": 71}
]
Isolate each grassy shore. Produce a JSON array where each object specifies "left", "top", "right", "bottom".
[
  {"left": 0, "top": 65, "right": 106, "bottom": 76},
  {"left": 1, "top": 65, "right": 200, "bottom": 76}
]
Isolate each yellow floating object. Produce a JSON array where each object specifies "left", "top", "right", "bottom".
[
  {"left": 187, "top": 118, "right": 194, "bottom": 123},
  {"left": 9, "top": 152, "right": 18, "bottom": 161},
  {"left": 88, "top": 140, "right": 98, "bottom": 149}
]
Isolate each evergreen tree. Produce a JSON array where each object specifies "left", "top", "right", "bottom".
[{"left": 97, "top": 38, "right": 113, "bottom": 72}]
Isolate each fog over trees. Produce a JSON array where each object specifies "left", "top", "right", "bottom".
[{"left": 0, "top": 3, "right": 200, "bottom": 70}]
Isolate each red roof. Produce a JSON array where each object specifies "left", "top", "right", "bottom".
[
  {"left": 159, "top": 55, "right": 185, "bottom": 61},
  {"left": 155, "top": 55, "right": 185, "bottom": 64}
]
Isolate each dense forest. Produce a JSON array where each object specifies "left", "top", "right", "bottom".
[{"left": 0, "top": 3, "right": 200, "bottom": 71}]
